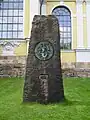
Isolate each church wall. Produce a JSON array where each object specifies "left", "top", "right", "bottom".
[
  {"left": 61, "top": 51, "right": 76, "bottom": 63},
  {"left": 0, "top": 0, "right": 90, "bottom": 77}
]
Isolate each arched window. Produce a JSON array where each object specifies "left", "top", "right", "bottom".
[
  {"left": 0, "top": 0, "right": 23, "bottom": 39},
  {"left": 52, "top": 6, "right": 72, "bottom": 49}
]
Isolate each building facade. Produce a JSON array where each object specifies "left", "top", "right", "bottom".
[
  {"left": 0, "top": 0, "right": 90, "bottom": 77},
  {"left": 30, "top": 0, "right": 90, "bottom": 69}
]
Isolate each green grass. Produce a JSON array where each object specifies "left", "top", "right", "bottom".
[{"left": 0, "top": 77, "right": 90, "bottom": 120}]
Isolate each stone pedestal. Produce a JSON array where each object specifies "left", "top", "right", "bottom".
[{"left": 23, "top": 15, "right": 64, "bottom": 104}]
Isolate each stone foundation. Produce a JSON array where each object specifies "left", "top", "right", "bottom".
[
  {"left": 62, "top": 68, "right": 90, "bottom": 78},
  {"left": 0, "top": 57, "right": 90, "bottom": 78},
  {"left": 62, "top": 62, "right": 90, "bottom": 77},
  {"left": 0, "top": 56, "right": 26, "bottom": 77}
]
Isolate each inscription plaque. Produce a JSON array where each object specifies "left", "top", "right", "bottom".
[{"left": 35, "top": 41, "right": 54, "bottom": 61}]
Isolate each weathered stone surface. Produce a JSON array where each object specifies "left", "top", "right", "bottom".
[
  {"left": 23, "top": 15, "right": 65, "bottom": 104},
  {"left": 0, "top": 56, "right": 26, "bottom": 77}
]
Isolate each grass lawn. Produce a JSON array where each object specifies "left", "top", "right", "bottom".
[{"left": 0, "top": 77, "right": 90, "bottom": 120}]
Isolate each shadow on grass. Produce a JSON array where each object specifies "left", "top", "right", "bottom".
[
  {"left": 61, "top": 98, "right": 90, "bottom": 106},
  {"left": 21, "top": 98, "right": 90, "bottom": 107}
]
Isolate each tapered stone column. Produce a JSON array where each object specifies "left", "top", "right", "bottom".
[{"left": 23, "top": 15, "right": 64, "bottom": 104}]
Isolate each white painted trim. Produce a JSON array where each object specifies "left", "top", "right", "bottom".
[
  {"left": 23, "top": 0, "right": 30, "bottom": 54},
  {"left": 30, "top": 0, "right": 40, "bottom": 31},
  {"left": 61, "top": 50, "right": 75, "bottom": 53},
  {"left": 73, "top": 14, "right": 86, "bottom": 18},
  {"left": 76, "top": 2, "right": 84, "bottom": 49},
  {"left": 42, "top": 3, "right": 46, "bottom": 15},
  {"left": 28, "top": 0, "right": 40, "bottom": 53},
  {"left": 83, "top": 14, "right": 86, "bottom": 17},
  {"left": 73, "top": 14, "right": 77, "bottom": 18},
  {"left": 51, "top": 4, "right": 73, "bottom": 50},
  {"left": 76, "top": 49, "right": 90, "bottom": 62},
  {"left": 60, "top": 0, "right": 64, "bottom": 5},
  {"left": 76, "top": 49, "right": 90, "bottom": 52},
  {"left": 86, "top": 2, "right": 90, "bottom": 48}
]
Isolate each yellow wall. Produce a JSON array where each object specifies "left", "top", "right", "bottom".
[
  {"left": 46, "top": 1, "right": 76, "bottom": 14},
  {"left": 61, "top": 51, "right": 76, "bottom": 63},
  {"left": 14, "top": 42, "right": 27, "bottom": 56},
  {"left": 24, "top": 0, "right": 30, "bottom": 38},
  {"left": 83, "top": 3, "right": 87, "bottom": 48},
  {"left": 64, "top": 2, "right": 76, "bottom": 14},
  {"left": 0, "top": 47, "right": 2, "bottom": 55},
  {"left": 46, "top": 2, "right": 60, "bottom": 14}
]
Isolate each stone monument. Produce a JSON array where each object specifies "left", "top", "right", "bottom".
[{"left": 23, "top": 15, "right": 64, "bottom": 104}]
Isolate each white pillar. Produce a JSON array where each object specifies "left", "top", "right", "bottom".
[
  {"left": 86, "top": 1, "right": 90, "bottom": 49},
  {"left": 42, "top": 1, "right": 46, "bottom": 15},
  {"left": 30, "top": 0, "right": 40, "bottom": 30},
  {"left": 76, "top": 1, "right": 84, "bottom": 49},
  {"left": 60, "top": 0, "right": 64, "bottom": 5}
]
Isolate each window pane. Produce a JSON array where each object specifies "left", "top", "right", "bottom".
[
  {"left": 8, "top": 32, "right": 13, "bottom": 38},
  {"left": 3, "top": 10, "right": 8, "bottom": 16},
  {"left": 9, "top": 3, "right": 13, "bottom": 9},
  {"left": 18, "top": 32, "right": 23, "bottom": 38},
  {"left": 8, "top": 24, "right": 12, "bottom": 30},
  {"left": 13, "top": 24, "right": 17, "bottom": 30},
  {"left": 18, "top": 24, "right": 23, "bottom": 31},
  {"left": 13, "top": 32, "right": 17, "bottom": 38},
  {"left": 3, "top": 0, "right": 9, "bottom": 1},
  {"left": 60, "top": 32, "right": 64, "bottom": 37},
  {"left": 14, "top": 10, "right": 18, "bottom": 16},
  {"left": 68, "top": 27, "right": 71, "bottom": 32},
  {"left": 3, "top": 17, "right": 7, "bottom": 23},
  {"left": 14, "top": 3, "right": 18, "bottom": 9},
  {"left": 8, "top": 17, "right": 12, "bottom": 23},
  {"left": 19, "top": 17, "right": 23, "bottom": 23},
  {"left": 19, "top": 2, "right": 23, "bottom": 9},
  {"left": 0, "top": 24, "right": 2, "bottom": 30},
  {"left": 14, "top": 0, "right": 20, "bottom": 1},
  {"left": 0, "top": 32, "right": 1, "bottom": 37},
  {"left": 0, "top": 17, "right": 2, "bottom": 23},
  {"left": 64, "top": 27, "right": 68, "bottom": 32},
  {"left": 0, "top": 3, "right": 3, "bottom": 10},
  {"left": 2, "top": 32, "right": 7, "bottom": 38},
  {"left": 3, "top": 3, "right": 8, "bottom": 9},
  {"left": 19, "top": 10, "right": 23, "bottom": 16},
  {"left": 3, "top": 24, "right": 7, "bottom": 31},
  {"left": 13, "top": 17, "right": 18, "bottom": 23},
  {"left": 8, "top": 10, "right": 13, "bottom": 16},
  {"left": 0, "top": 10, "right": 2, "bottom": 16}
]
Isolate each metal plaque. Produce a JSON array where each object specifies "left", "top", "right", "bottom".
[{"left": 35, "top": 41, "right": 54, "bottom": 61}]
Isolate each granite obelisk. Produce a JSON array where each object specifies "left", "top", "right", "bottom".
[{"left": 23, "top": 15, "right": 64, "bottom": 104}]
